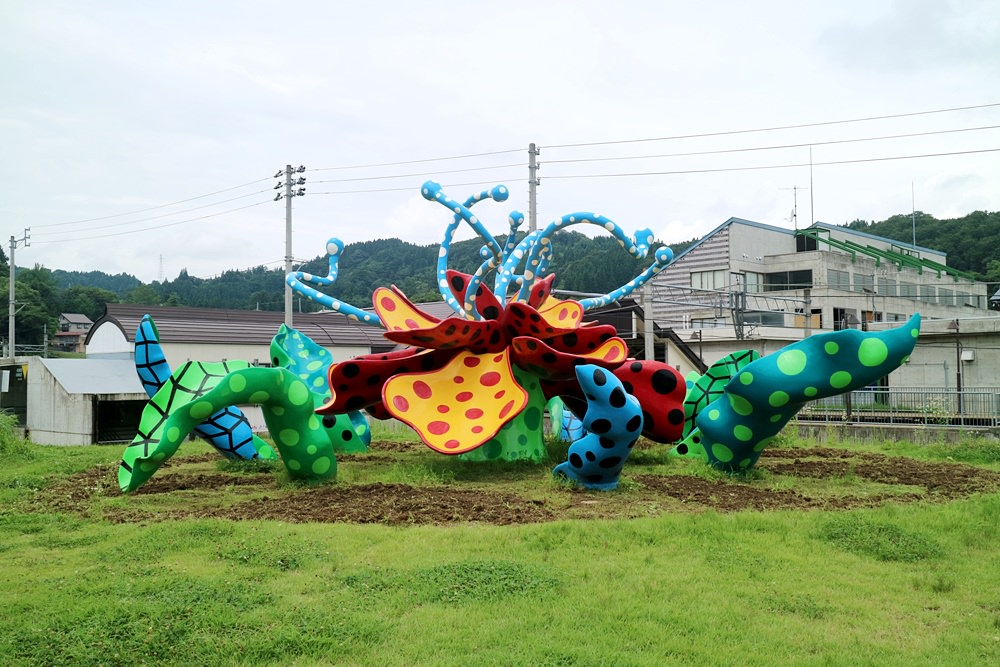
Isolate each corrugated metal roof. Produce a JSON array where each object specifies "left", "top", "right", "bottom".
[
  {"left": 88, "top": 304, "right": 394, "bottom": 350},
  {"left": 40, "top": 358, "right": 146, "bottom": 396},
  {"left": 61, "top": 313, "right": 93, "bottom": 325}
]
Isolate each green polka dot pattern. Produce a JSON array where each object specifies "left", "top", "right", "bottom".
[
  {"left": 120, "top": 366, "right": 339, "bottom": 492},
  {"left": 670, "top": 314, "right": 921, "bottom": 472},
  {"left": 681, "top": 350, "right": 760, "bottom": 439},
  {"left": 270, "top": 324, "right": 370, "bottom": 454},
  {"left": 120, "top": 326, "right": 376, "bottom": 492},
  {"left": 459, "top": 366, "right": 547, "bottom": 463},
  {"left": 120, "top": 360, "right": 279, "bottom": 492}
]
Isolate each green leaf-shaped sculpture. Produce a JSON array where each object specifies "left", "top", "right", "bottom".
[
  {"left": 120, "top": 365, "right": 336, "bottom": 492},
  {"left": 672, "top": 315, "right": 921, "bottom": 472}
]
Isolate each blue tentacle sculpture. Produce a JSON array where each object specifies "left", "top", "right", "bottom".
[
  {"left": 285, "top": 238, "right": 383, "bottom": 326},
  {"left": 553, "top": 364, "right": 644, "bottom": 491},
  {"left": 421, "top": 180, "right": 508, "bottom": 317}
]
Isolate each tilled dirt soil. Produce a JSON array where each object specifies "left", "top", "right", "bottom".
[{"left": 36, "top": 445, "right": 1000, "bottom": 526}]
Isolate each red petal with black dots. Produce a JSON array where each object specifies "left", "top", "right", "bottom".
[
  {"left": 509, "top": 335, "right": 627, "bottom": 380},
  {"left": 318, "top": 347, "right": 458, "bottom": 414},
  {"left": 445, "top": 270, "right": 505, "bottom": 321},
  {"left": 365, "top": 401, "right": 392, "bottom": 420},
  {"left": 527, "top": 274, "right": 557, "bottom": 308},
  {"left": 501, "top": 302, "right": 562, "bottom": 341},
  {"left": 383, "top": 317, "right": 506, "bottom": 354},
  {"left": 612, "top": 359, "right": 687, "bottom": 443}
]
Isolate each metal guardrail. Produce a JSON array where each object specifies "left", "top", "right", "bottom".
[{"left": 797, "top": 387, "right": 1000, "bottom": 427}]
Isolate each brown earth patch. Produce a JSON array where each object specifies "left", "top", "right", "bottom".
[{"left": 32, "top": 445, "right": 1000, "bottom": 526}]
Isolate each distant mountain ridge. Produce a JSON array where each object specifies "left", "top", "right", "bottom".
[{"left": 48, "top": 211, "right": 1000, "bottom": 316}]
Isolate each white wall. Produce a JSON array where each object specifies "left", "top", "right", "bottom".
[{"left": 26, "top": 358, "right": 94, "bottom": 446}]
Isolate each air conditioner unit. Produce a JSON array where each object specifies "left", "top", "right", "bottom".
[{"left": 961, "top": 349, "right": 975, "bottom": 362}]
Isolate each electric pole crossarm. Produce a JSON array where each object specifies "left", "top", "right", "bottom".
[{"left": 274, "top": 165, "right": 306, "bottom": 327}]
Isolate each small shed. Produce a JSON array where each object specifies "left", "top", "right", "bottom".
[{"left": 25, "top": 357, "right": 148, "bottom": 445}]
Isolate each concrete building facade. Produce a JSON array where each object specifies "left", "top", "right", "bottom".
[{"left": 648, "top": 219, "right": 999, "bottom": 388}]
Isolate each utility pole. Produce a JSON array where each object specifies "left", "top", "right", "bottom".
[
  {"left": 808, "top": 146, "right": 815, "bottom": 225},
  {"left": 642, "top": 282, "right": 654, "bottom": 361},
  {"left": 274, "top": 165, "right": 306, "bottom": 327},
  {"left": 8, "top": 229, "right": 29, "bottom": 360},
  {"left": 528, "top": 143, "right": 540, "bottom": 232}
]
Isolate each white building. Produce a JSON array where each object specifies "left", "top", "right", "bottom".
[{"left": 649, "top": 218, "right": 999, "bottom": 391}]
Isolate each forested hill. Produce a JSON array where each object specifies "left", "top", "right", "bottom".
[
  {"left": 46, "top": 231, "right": 697, "bottom": 317},
  {"left": 31, "top": 209, "right": 998, "bottom": 346},
  {"left": 843, "top": 210, "right": 1000, "bottom": 282}
]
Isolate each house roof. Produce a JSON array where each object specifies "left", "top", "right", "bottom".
[
  {"left": 670, "top": 217, "right": 950, "bottom": 264},
  {"left": 61, "top": 313, "right": 94, "bottom": 325},
  {"left": 39, "top": 358, "right": 146, "bottom": 396},
  {"left": 671, "top": 217, "right": 794, "bottom": 262},
  {"left": 87, "top": 304, "right": 394, "bottom": 350}
]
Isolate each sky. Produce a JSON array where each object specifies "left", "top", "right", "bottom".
[{"left": 2, "top": 0, "right": 998, "bottom": 284}]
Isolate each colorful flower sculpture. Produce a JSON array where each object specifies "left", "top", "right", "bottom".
[
  {"left": 118, "top": 178, "right": 923, "bottom": 495},
  {"left": 304, "top": 180, "right": 677, "bottom": 465},
  {"left": 134, "top": 314, "right": 276, "bottom": 461}
]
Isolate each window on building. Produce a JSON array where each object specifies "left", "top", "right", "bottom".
[
  {"left": 793, "top": 308, "right": 822, "bottom": 329},
  {"left": 938, "top": 288, "right": 954, "bottom": 306},
  {"left": 764, "top": 269, "right": 813, "bottom": 291},
  {"left": 855, "top": 274, "right": 874, "bottom": 293},
  {"left": 743, "top": 271, "right": 764, "bottom": 293},
  {"left": 878, "top": 277, "right": 897, "bottom": 297},
  {"left": 919, "top": 285, "right": 936, "bottom": 302},
  {"left": 899, "top": 282, "right": 917, "bottom": 298},
  {"left": 691, "top": 269, "right": 727, "bottom": 291},
  {"left": 833, "top": 307, "right": 859, "bottom": 330},
  {"left": 827, "top": 269, "right": 850, "bottom": 291},
  {"left": 742, "top": 311, "right": 785, "bottom": 327}
]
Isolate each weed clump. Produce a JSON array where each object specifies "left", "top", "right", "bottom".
[
  {"left": 817, "top": 514, "right": 944, "bottom": 562},
  {"left": 0, "top": 412, "right": 32, "bottom": 459}
]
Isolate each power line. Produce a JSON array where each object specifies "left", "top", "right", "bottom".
[
  {"left": 32, "top": 189, "right": 272, "bottom": 237},
  {"left": 310, "top": 162, "right": 523, "bottom": 185},
  {"left": 542, "top": 125, "right": 1000, "bottom": 165},
  {"left": 31, "top": 200, "right": 271, "bottom": 243},
  {"left": 310, "top": 147, "right": 523, "bottom": 172},
  {"left": 309, "top": 179, "right": 528, "bottom": 197},
  {"left": 542, "top": 102, "right": 1000, "bottom": 150},
  {"left": 544, "top": 147, "right": 1000, "bottom": 180},
  {"left": 32, "top": 177, "right": 273, "bottom": 227}
]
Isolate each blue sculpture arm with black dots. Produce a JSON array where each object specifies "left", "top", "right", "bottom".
[
  {"left": 672, "top": 314, "right": 921, "bottom": 471},
  {"left": 285, "top": 238, "right": 383, "bottom": 326},
  {"left": 553, "top": 364, "right": 644, "bottom": 491}
]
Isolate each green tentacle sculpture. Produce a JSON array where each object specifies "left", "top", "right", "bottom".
[
  {"left": 120, "top": 365, "right": 337, "bottom": 492},
  {"left": 671, "top": 314, "right": 921, "bottom": 472}
]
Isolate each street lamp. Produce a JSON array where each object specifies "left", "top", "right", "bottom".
[{"left": 946, "top": 319, "right": 962, "bottom": 415}]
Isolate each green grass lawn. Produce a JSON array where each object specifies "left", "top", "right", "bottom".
[{"left": 1, "top": 421, "right": 999, "bottom": 666}]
